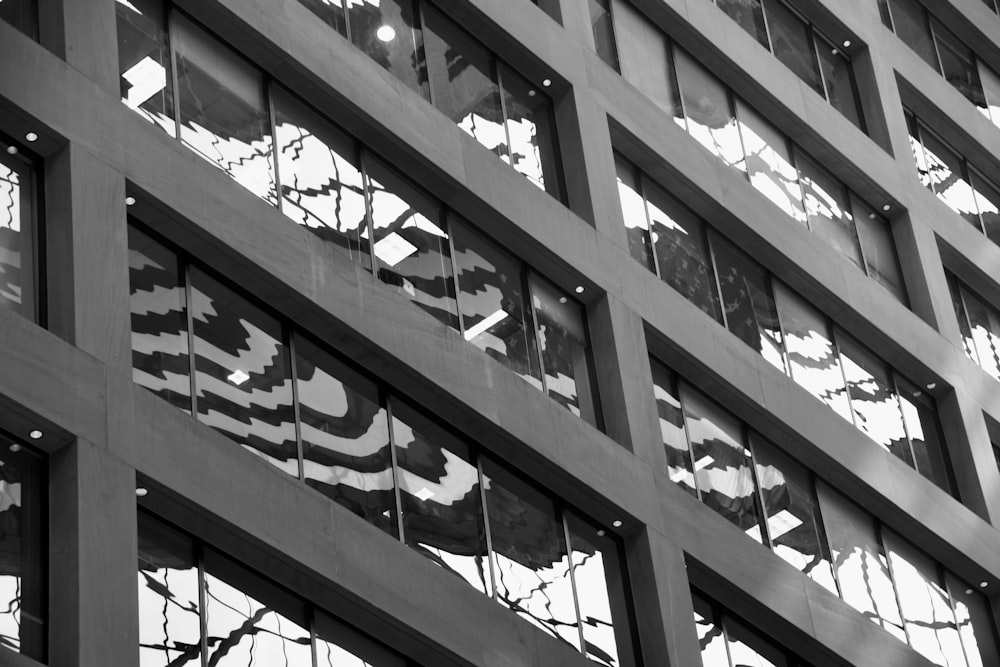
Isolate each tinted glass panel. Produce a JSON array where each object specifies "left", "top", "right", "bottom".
[
  {"left": 691, "top": 594, "right": 729, "bottom": 667},
  {"left": 970, "top": 169, "right": 1000, "bottom": 246},
  {"left": 796, "top": 149, "right": 862, "bottom": 268},
  {"left": 116, "top": 0, "right": 175, "bottom": 136},
  {"left": 773, "top": 282, "right": 851, "bottom": 422},
  {"left": 190, "top": 268, "right": 298, "bottom": 476},
  {"left": 961, "top": 285, "right": 1000, "bottom": 380},
  {"left": 0, "top": 143, "right": 34, "bottom": 321},
  {"left": 816, "top": 35, "right": 863, "bottom": 130},
  {"left": 674, "top": 48, "right": 746, "bottom": 172},
  {"left": 919, "top": 128, "right": 981, "bottom": 228},
  {"left": 0, "top": 0, "right": 37, "bottom": 37},
  {"left": 0, "top": 446, "right": 42, "bottom": 659},
  {"left": 816, "top": 482, "right": 906, "bottom": 641},
  {"left": 299, "top": 0, "right": 348, "bottom": 36},
  {"left": 717, "top": 0, "right": 769, "bottom": 48},
  {"left": 651, "top": 360, "right": 695, "bottom": 496},
  {"left": 588, "top": 0, "right": 620, "bottom": 70},
  {"left": 614, "top": 155, "right": 655, "bottom": 272},
  {"left": 451, "top": 221, "right": 542, "bottom": 389},
  {"left": 644, "top": 182, "right": 723, "bottom": 322},
  {"left": 727, "top": 617, "right": 786, "bottom": 667},
  {"left": 366, "top": 157, "right": 458, "bottom": 329},
  {"left": 851, "top": 195, "right": 905, "bottom": 302},
  {"left": 482, "top": 457, "right": 580, "bottom": 647},
  {"left": 710, "top": 233, "right": 786, "bottom": 373},
  {"left": 946, "top": 573, "right": 1000, "bottom": 667},
  {"left": 128, "top": 227, "right": 191, "bottom": 412},
  {"left": 895, "top": 377, "right": 951, "bottom": 491},
  {"left": 979, "top": 63, "right": 1000, "bottom": 127},
  {"left": 932, "top": 19, "right": 986, "bottom": 109},
  {"left": 272, "top": 87, "right": 370, "bottom": 266},
  {"left": 174, "top": 15, "right": 276, "bottom": 204},
  {"left": 950, "top": 277, "right": 981, "bottom": 366},
  {"left": 348, "top": 0, "right": 429, "bottom": 99},
  {"left": 295, "top": 336, "right": 397, "bottom": 537},
  {"left": 888, "top": 0, "right": 938, "bottom": 68},
  {"left": 762, "top": 0, "right": 823, "bottom": 95},
  {"left": 314, "top": 611, "right": 407, "bottom": 667},
  {"left": 500, "top": 66, "right": 561, "bottom": 197},
  {"left": 737, "top": 100, "right": 806, "bottom": 224},
  {"left": 392, "top": 398, "right": 490, "bottom": 595},
  {"left": 680, "top": 384, "right": 763, "bottom": 539},
  {"left": 137, "top": 514, "right": 201, "bottom": 667}
]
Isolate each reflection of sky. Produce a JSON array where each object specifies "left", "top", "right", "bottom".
[
  {"left": 460, "top": 113, "right": 508, "bottom": 156},
  {"left": 0, "top": 164, "right": 21, "bottom": 233},
  {"left": 922, "top": 143, "right": 981, "bottom": 221},
  {"left": 616, "top": 177, "right": 648, "bottom": 232},
  {"left": 840, "top": 355, "right": 906, "bottom": 451},
  {"left": 740, "top": 123, "right": 805, "bottom": 223},
  {"left": 887, "top": 551, "right": 966, "bottom": 667},
  {"left": 784, "top": 331, "right": 853, "bottom": 421},
  {"left": 138, "top": 565, "right": 201, "bottom": 666},
  {"left": 571, "top": 548, "right": 619, "bottom": 666},
  {"left": 686, "top": 118, "right": 746, "bottom": 172},
  {"left": 494, "top": 551, "right": 580, "bottom": 647},
  {"left": 507, "top": 117, "right": 545, "bottom": 191},
  {"left": 181, "top": 122, "right": 275, "bottom": 205}
]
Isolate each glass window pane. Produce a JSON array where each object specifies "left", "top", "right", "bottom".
[
  {"left": 887, "top": 0, "right": 938, "bottom": 69},
  {"left": 295, "top": 335, "right": 397, "bottom": 538},
  {"left": 736, "top": 100, "right": 806, "bottom": 224},
  {"left": 203, "top": 551, "right": 312, "bottom": 666},
  {"left": 710, "top": 233, "right": 786, "bottom": 374},
  {"left": 299, "top": 0, "right": 347, "bottom": 36},
  {"left": 174, "top": 15, "right": 276, "bottom": 204},
  {"left": 674, "top": 48, "right": 746, "bottom": 172},
  {"left": 949, "top": 276, "right": 981, "bottom": 366},
  {"left": 920, "top": 128, "right": 981, "bottom": 228},
  {"left": 314, "top": 611, "right": 408, "bottom": 667},
  {"left": 190, "top": 268, "right": 298, "bottom": 476},
  {"left": 946, "top": 573, "right": 1000, "bottom": 667},
  {"left": 272, "top": 86, "right": 370, "bottom": 266},
  {"left": 960, "top": 285, "right": 1000, "bottom": 380},
  {"left": 451, "top": 220, "right": 542, "bottom": 388},
  {"left": 680, "top": 383, "right": 764, "bottom": 540},
  {"left": 366, "top": 157, "right": 458, "bottom": 330},
  {"left": 528, "top": 273, "right": 596, "bottom": 423},
  {"left": 815, "top": 35, "right": 864, "bottom": 130},
  {"left": 727, "top": 617, "right": 787, "bottom": 667},
  {"left": 116, "top": 0, "right": 175, "bottom": 136},
  {"left": 482, "top": 456, "right": 580, "bottom": 648},
  {"left": 836, "top": 332, "right": 911, "bottom": 466},
  {"left": 0, "top": 446, "right": 42, "bottom": 658},
  {"left": 0, "top": 0, "right": 36, "bottom": 38},
  {"left": 614, "top": 155, "right": 655, "bottom": 272},
  {"left": 751, "top": 435, "right": 837, "bottom": 594},
  {"left": 932, "top": 19, "right": 987, "bottom": 110},
  {"left": 422, "top": 5, "right": 508, "bottom": 157},
  {"left": 815, "top": 481, "right": 906, "bottom": 641},
  {"left": 128, "top": 226, "right": 191, "bottom": 413},
  {"left": 499, "top": 65, "right": 562, "bottom": 198},
  {"left": 851, "top": 195, "right": 906, "bottom": 302},
  {"left": 348, "top": 0, "right": 428, "bottom": 99},
  {"left": 970, "top": 169, "right": 1000, "bottom": 246},
  {"left": 717, "top": 0, "right": 769, "bottom": 48},
  {"left": 895, "top": 377, "right": 952, "bottom": 492},
  {"left": 137, "top": 514, "right": 201, "bottom": 667},
  {"left": 691, "top": 594, "right": 730, "bottom": 667},
  {"left": 651, "top": 359, "right": 695, "bottom": 496},
  {"left": 979, "top": 62, "right": 1000, "bottom": 128},
  {"left": 908, "top": 115, "right": 934, "bottom": 191},
  {"left": 762, "top": 0, "right": 823, "bottom": 95},
  {"left": 588, "top": 0, "right": 620, "bottom": 71},
  {"left": 644, "top": 182, "right": 723, "bottom": 322},
  {"left": 392, "top": 398, "right": 490, "bottom": 595},
  {"left": 795, "top": 149, "right": 862, "bottom": 269},
  {"left": 0, "top": 143, "right": 34, "bottom": 321},
  {"left": 773, "top": 282, "right": 851, "bottom": 422},
  {"left": 567, "top": 512, "right": 636, "bottom": 667},
  {"left": 883, "top": 530, "right": 967, "bottom": 667}
]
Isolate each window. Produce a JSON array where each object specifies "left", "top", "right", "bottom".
[
  {"left": 588, "top": 0, "right": 620, "bottom": 71},
  {"left": 116, "top": 0, "right": 175, "bottom": 136},
  {"left": 0, "top": 0, "right": 37, "bottom": 39},
  {"left": 949, "top": 274, "right": 1000, "bottom": 382},
  {"left": 0, "top": 135, "right": 39, "bottom": 324},
  {"left": 692, "top": 591, "right": 811, "bottom": 666},
  {"left": 674, "top": 48, "right": 747, "bottom": 173}
]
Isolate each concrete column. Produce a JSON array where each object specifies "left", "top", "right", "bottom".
[
  {"left": 943, "top": 389, "right": 1000, "bottom": 525},
  {"left": 49, "top": 439, "right": 138, "bottom": 667},
  {"left": 557, "top": 0, "right": 592, "bottom": 46},
  {"left": 892, "top": 212, "right": 954, "bottom": 335},
  {"left": 45, "top": 143, "right": 132, "bottom": 373},
  {"left": 37, "top": 0, "right": 119, "bottom": 94}
]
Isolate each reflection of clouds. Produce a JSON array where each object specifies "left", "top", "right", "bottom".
[
  {"left": 840, "top": 356, "right": 905, "bottom": 451},
  {"left": 571, "top": 548, "right": 619, "bottom": 666},
  {"left": 181, "top": 122, "right": 275, "bottom": 204},
  {"left": 137, "top": 565, "right": 201, "bottom": 666},
  {"left": 0, "top": 164, "right": 21, "bottom": 233},
  {"left": 507, "top": 117, "right": 545, "bottom": 191},
  {"left": 741, "top": 123, "right": 806, "bottom": 223},
  {"left": 616, "top": 178, "right": 648, "bottom": 231},
  {"left": 686, "top": 118, "right": 746, "bottom": 172},
  {"left": 921, "top": 143, "right": 981, "bottom": 221},
  {"left": 494, "top": 552, "right": 580, "bottom": 646}
]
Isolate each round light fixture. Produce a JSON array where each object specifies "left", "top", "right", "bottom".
[
  {"left": 882, "top": 204, "right": 891, "bottom": 212},
  {"left": 125, "top": 196, "right": 136, "bottom": 206},
  {"left": 376, "top": 25, "right": 396, "bottom": 42},
  {"left": 980, "top": 581, "right": 989, "bottom": 588},
  {"left": 966, "top": 588, "right": 975, "bottom": 595},
  {"left": 542, "top": 78, "right": 552, "bottom": 87},
  {"left": 596, "top": 529, "right": 606, "bottom": 537},
  {"left": 558, "top": 296, "right": 567, "bottom": 304},
  {"left": 612, "top": 519, "right": 623, "bottom": 528},
  {"left": 528, "top": 89, "right": 536, "bottom": 97},
  {"left": 135, "top": 487, "right": 149, "bottom": 497},
  {"left": 24, "top": 132, "right": 38, "bottom": 143},
  {"left": 574, "top": 285, "right": 585, "bottom": 294},
  {"left": 8, "top": 444, "right": 21, "bottom": 453},
  {"left": 842, "top": 39, "right": 851, "bottom": 48},
  {"left": 5, "top": 146, "right": 17, "bottom": 155},
  {"left": 28, "top": 430, "right": 42, "bottom": 440},
  {"left": 831, "top": 48, "right": 839, "bottom": 55},
  {"left": 926, "top": 382, "right": 936, "bottom": 390}
]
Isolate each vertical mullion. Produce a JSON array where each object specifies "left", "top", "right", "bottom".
[
  {"left": 668, "top": 40, "right": 691, "bottom": 134},
  {"left": 705, "top": 229, "right": 730, "bottom": 331},
  {"left": 385, "top": 394, "right": 407, "bottom": 544},
  {"left": 639, "top": 174, "right": 663, "bottom": 280},
  {"left": 359, "top": 149, "right": 378, "bottom": 275},
  {"left": 677, "top": 378, "right": 705, "bottom": 501},
  {"left": 495, "top": 63, "right": 515, "bottom": 167},
  {"left": 829, "top": 327, "right": 859, "bottom": 428},
  {"left": 342, "top": 0, "right": 352, "bottom": 42},
  {"left": 729, "top": 93, "right": 750, "bottom": 180},
  {"left": 849, "top": 193, "right": 873, "bottom": 280},
  {"left": 184, "top": 261, "right": 199, "bottom": 419},
  {"left": 525, "top": 270, "right": 549, "bottom": 396},
  {"left": 267, "top": 79, "right": 283, "bottom": 213},
  {"left": 789, "top": 145, "right": 812, "bottom": 232},
  {"left": 560, "top": 510, "right": 588, "bottom": 656},
  {"left": 476, "top": 455, "right": 499, "bottom": 601},
  {"left": 416, "top": 0, "right": 435, "bottom": 108},
  {"left": 957, "top": 283, "right": 983, "bottom": 367},
  {"left": 890, "top": 373, "right": 920, "bottom": 472},
  {"left": 772, "top": 279, "right": 794, "bottom": 383},
  {"left": 717, "top": 606, "right": 737, "bottom": 667},
  {"left": 288, "top": 331, "right": 305, "bottom": 482},
  {"left": 926, "top": 12, "right": 947, "bottom": 78},
  {"left": 878, "top": 524, "right": 915, "bottom": 648},
  {"left": 167, "top": 5, "right": 182, "bottom": 142},
  {"left": 942, "top": 569, "right": 977, "bottom": 667},
  {"left": 744, "top": 429, "right": 773, "bottom": 550},
  {"left": 963, "top": 162, "right": 988, "bottom": 236},
  {"left": 814, "top": 481, "right": 848, "bottom": 603},
  {"left": 757, "top": 0, "right": 776, "bottom": 53},
  {"left": 197, "top": 543, "right": 210, "bottom": 667},
  {"left": 444, "top": 212, "right": 466, "bottom": 338},
  {"left": 812, "top": 28, "right": 831, "bottom": 103}
]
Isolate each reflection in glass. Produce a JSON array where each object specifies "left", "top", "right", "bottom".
[
  {"left": 979, "top": 63, "right": 1000, "bottom": 129},
  {"left": 919, "top": 128, "right": 981, "bottom": 229},
  {"left": 851, "top": 195, "right": 905, "bottom": 302},
  {"left": 887, "top": 0, "right": 938, "bottom": 69},
  {"left": 128, "top": 227, "right": 191, "bottom": 413},
  {"left": 691, "top": 594, "right": 729, "bottom": 667},
  {"left": 955, "top": 282, "right": 1000, "bottom": 381},
  {"left": 816, "top": 35, "right": 864, "bottom": 131},
  {"left": 0, "top": 446, "right": 42, "bottom": 659},
  {"left": 737, "top": 100, "right": 806, "bottom": 224},
  {"left": 296, "top": 336, "right": 397, "bottom": 537},
  {"left": 500, "top": 66, "right": 561, "bottom": 197},
  {"left": 272, "top": 86, "right": 370, "bottom": 266},
  {"left": 716, "top": 0, "right": 769, "bottom": 49},
  {"left": 392, "top": 399, "right": 491, "bottom": 595},
  {"left": 190, "top": 268, "right": 298, "bottom": 476},
  {"left": 950, "top": 276, "right": 981, "bottom": 366},
  {"left": 970, "top": 169, "right": 1000, "bottom": 246},
  {"left": 727, "top": 617, "right": 786, "bottom": 667},
  {"left": 651, "top": 360, "right": 695, "bottom": 496},
  {"left": 116, "top": 0, "right": 175, "bottom": 136},
  {"left": 674, "top": 48, "right": 746, "bottom": 172},
  {"left": 932, "top": 19, "right": 986, "bottom": 111},
  {"left": 366, "top": 158, "right": 458, "bottom": 329},
  {"left": 314, "top": 611, "right": 408, "bottom": 667},
  {"left": 796, "top": 150, "right": 862, "bottom": 269},
  {"left": 762, "top": 0, "right": 823, "bottom": 95},
  {"left": 895, "top": 377, "right": 952, "bottom": 492},
  {"left": 0, "top": 144, "right": 33, "bottom": 320},
  {"left": 946, "top": 573, "right": 1000, "bottom": 667},
  {"left": 174, "top": 15, "right": 276, "bottom": 204},
  {"left": 299, "top": 0, "right": 348, "bottom": 36},
  {"left": 588, "top": 0, "right": 620, "bottom": 71},
  {"left": 137, "top": 514, "right": 201, "bottom": 667},
  {"left": 347, "top": 0, "right": 429, "bottom": 99},
  {"left": 614, "top": 155, "right": 655, "bottom": 272}
]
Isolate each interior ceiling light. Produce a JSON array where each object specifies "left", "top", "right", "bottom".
[
  {"left": 842, "top": 39, "right": 851, "bottom": 48},
  {"left": 612, "top": 519, "right": 623, "bottom": 528},
  {"left": 374, "top": 232, "right": 418, "bottom": 268},
  {"left": 28, "top": 430, "right": 42, "bottom": 440},
  {"left": 24, "top": 132, "right": 37, "bottom": 142},
  {"left": 558, "top": 296, "right": 567, "bottom": 304},
  {"left": 574, "top": 285, "right": 585, "bottom": 294},
  {"left": 980, "top": 581, "right": 988, "bottom": 588},
  {"left": 542, "top": 78, "right": 552, "bottom": 87},
  {"left": 8, "top": 444, "right": 21, "bottom": 453},
  {"left": 376, "top": 25, "right": 396, "bottom": 42},
  {"left": 926, "top": 382, "right": 936, "bottom": 390},
  {"left": 5, "top": 146, "right": 17, "bottom": 155},
  {"left": 882, "top": 204, "right": 891, "bottom": 211},
  {"left": 135, "top": 487, "right": 148, "bottom": 497},
  {"left": 596, "top": 529, "right": 606, "bottom": 537},
  {"left": 125, "top": 196, "right": 136, "bottom": 206},
  {"left": 528, "top": 89, "right": 536, "bottom": 97},
  {"left": 227, "top": 369, "right": 250, "bottom": 386}
]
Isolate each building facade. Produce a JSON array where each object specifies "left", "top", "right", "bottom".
[{"left": 0, "top": 0, "right": 999, "bottom": 664}]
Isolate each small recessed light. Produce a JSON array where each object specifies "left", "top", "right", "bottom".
[
  {"left": 376, "top": 25, "right": 396, "bottom": 42},
  {"left": 842, "top": 39, "right": 851, "bottom": 48},
  {"left": 574, "top": 285, "right": 585, "bottom": 294},
  {"left": 28, "top": 430, "right": 42, "bottom": 440},
  {"left": 966, "top": 588, "right": 975, "bottom": 595},
  {"left": 558, "top": 296, "right": 567, "bottom": 304},
  {"left": 882, "top": 204, "right": 891, "bottom": 212},
  {"left": 612, "top": 519, "right": 623, "bottom": 528},
  {"left": 24, "top": 132, "right": 37, "bottom": 143},
  {"left": 125, "top": 196, "right": 136, "bottom": 206},
  {"left": 831, "top": 48, "right": 839, "bottom": 55},
  {"left": 8, "top": 444, "right": 21, "bottom": 453},
  {"left": 5, "top": 146, "right": 17, "bottom": 155},
  {"left": 926, "top": 382, "right": 936, "bottom": 390},
  {"left": 980, "top": 581, "right": 989, "bottom": 588},
  {"left": 542, "top": 78, "right": 552, "bottom": 87},
  {"left": 135, "top": 487, "right": 148, "bottom": 497},
  {"left": 596, "top": 529, "right": 606, "bottom": 537},
  {"left": 912, "top": 390, "right": 922, "bottom": 397},
  {"left": 528, "top": 89, "right": 536, "bottom": 97},
  {"left": 868, "top": 213, "right": 877, "bottom": 219}
]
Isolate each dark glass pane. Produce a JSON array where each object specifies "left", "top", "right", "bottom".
[
  {"left": 566, "top": 512, "right": 636, "bottom": 667},
  {"left": 481, "top": 456, "right": 580, "bottom": 647},
  {"left": 680, "top": 383, "right": 764, "bottom": 539},
  {"left": 451, "top": 220, "right": 542, "bottom": 388},
  {"left": 750, "top": 435, "right": 837, "bottom": 594},
  {"left": 299, "top": 0, "right": 347, "bottom": 36},
  {"left": 919, "top": 128, "right": 981, "bottom": 228},
  {"left": 116, "top": 0, "right": 175, "bottom": 136},
  {"left": 366, "top": 157, "right": 458, "bottom": 330},
  {"left": 0, "top": 143, "right": 34, "bottom": 321},
  {"left": 727, "top": 617, "right": 787, "bottom": 667},
  {"left": 717, "top": 0, "right": 769, "bottom": 48},
  {"left": 815, "top": 482, "right": 906, "bottom": 641},
  {"left": 0, "top": 445, "right": 42, "bottom": 659},
  {"left": 588, "top": 0, "right": 620, "bottom": 71},
  {"left": 908, "top": 115, "right": 934, "bottom": 191},
  {"left": 970, "top": 168, "right": 1000, "bottom": 246},
  {"left": 644, "top": 182, "right": 723, "bottom": 322},
  {"left": 499, "top": 65, "right": 562, "bottom": 198},
  {"left": 960, "top": 284, "right": 1000, "bottom": 380},
  {"left": 948, "top": 276, "right": 981, "bottom": 366},
  {"left": 348, "top": 0, "right": 429, "bottom": 99},
  {"left": 614, "top": 155, "right": 655, "bottom": 272},
  {"left": 877, "top": 0, "right": 892, "bottom": 27},
  {"left": 882, "top": 530, "right": 966, "bottom": 666},
  {"left": 710, "top": 233, "right": 786, "bottom": 373},
  {"left": 979, "top": 62, "right": 1000, "bottom": 128},
  {"left": 203, "top": 551, "right": 312, "bottom": 666},
  {"left": 946, "top": 573, "right": 1000, "bottom": 667},
  {"left": 0, "top": 0, "right": 36, "bottom": 38},
  {"left": 174, "top": 15, "right": 276, "bottom": 204},
  {"left": 422, "top": 5, "right": 507, "bottom": 156},
  {"left": 674, "top": 48, "right": 746, "bottom": 172},
  {"left": 314, "top": 611, "right": 408, "bottom": 667},
  {"left": 887, "top": 0, "right": 938, "bottom": 69},
  {"left": 850, "top": 195, "right": 906, "bottom": 302},
  {"left": 137, "top": 514, "right": 201, "bottom": 667},
  {"left": 650, "top": 359, "right": 695, "bottom": 496},
  {"left": 815, "top": 36, "right": 864, "bottom": 130},
  {"left": 190, "top": 268, "right": 298, "bottom": 476},
  {"left": 272, "top": 86, "right": 370, "bottom": 266},
  {"left": 795, "top": 149, "right": 862, "bottom": 269},
  {"left": 895, "top": 377, "right": 952, "bottom": 492},
  {"left": 295, "top": 336, "right": 397, "bottom": 538},
  {"left": 773, "top": 282, "right": 851, "bottom": 422},
  {"left": 392, "top": 398, "right": 490, "bottom": 595},
  {"left": 528, "top": 273, "right": 597, "bottom": 424},
  {"left": 932, "top": 19, "right": 987, "bottom": 109},
  {"left": 736, "top": 99, "right": 806, "bottom": 224},
  {"left": 128, "top": 226, "right": 191, "bottom": 412},
  {"left": 836, "top": 332, "right": 911, "bottom": 466},
  {"left": 691, "top": 594, "right": 729, "bottom": 667},
  {"left": 762, "top": 0, "right": 823, "bottom": 95}
]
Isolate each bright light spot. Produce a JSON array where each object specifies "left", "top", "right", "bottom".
[
  {"left": 542, "top": 78, "right": 551, "bottom": 87},
  {"left": 882, "top": 204, "right": 891, "bottom": 211},
  {"left": 374, "top": 232, "right": 418, "bottom": 267},
  {"left": 767, "top": 509, "right": 804, "bottom": 539},
  {"left": 414, "top": 487, "right": 434, "bottom": 501},
  {"left": 842, "top": 39, "right": 851, "bottom": 48},
  {"left": 693, "top": 454, "right": 715, "bottom": 471},
  {"left": 980, "top": 581, "right": 988, "bottom": 588},
  {"left": 376, "top": 25, "right": 396, "bottom": 42},
  {"left": 5, "top": 146, "right": 16, "bottom": 155},
  {"left": 925, "top": 382, "right": 936, "bottom": 390},
  {"left": 125, "top": 196, "right": 136, "bottom": 206},
  {"left": 8, "top": 445, "right": 21, "bottom": 453},
  {"left": 612, "top": 520, "right": 623, "bottom": 528},
  {"left": 123, "top": 56, "right": 167, "bottom": 109},
  {"left": 28, "top": 430, "right": 42, "bottom": 440},
  {"left": 227, "top": 369, "right": 250, "bottom": 386},
  {"left": 464, "top": 309, "right": 508, "bottom": 341},
  {"left": 135, "top": 487, "right": 148, "bottom": 497},
  {"left": 24, "top": 132, "right": 37, "bottom": 142},
  {"left": 574, "top": 285, "right": 584, "bottom": 294}
]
